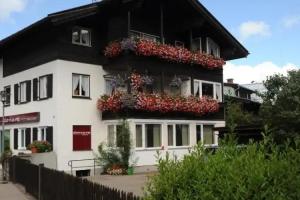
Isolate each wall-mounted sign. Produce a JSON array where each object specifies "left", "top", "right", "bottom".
[
  {"left": 73, "top": 125, "right": 91, "bottom": 151},
  {"left": 0, "top": 112, "right": 40, "bottom": 125}
]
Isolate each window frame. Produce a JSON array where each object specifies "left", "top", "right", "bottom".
[
  {"left": 191, "top": 37, "right": 202, "bottom": 52},
  {"left": 19, "top": 81, "right": 28, "bottom": 103},
  {"left": 72, "top": 73, "right": 91, "bottom": 99},
  {"left": 135, "top": 123, "right": 162, "bottom": 150},
  {"left": 193, "top": 79, "right": 222, "bottom": 102},
  {"left": 18, "top": 128, "right": 27, "bottom": 150},
  {"left": 107, "top": 124, "right": 123, "bottom": 148},
  {"left": 196, "top": 124, "right": 217, "bottom": 146},
  {"left": 167, "top": 124, "right": 190, "bottom": 148},
  {"left": 72, "top": 27, "right": 92, "bottom": 47},
  {"left": 38, "top": 75, "right": 48, "bottom": 100}
]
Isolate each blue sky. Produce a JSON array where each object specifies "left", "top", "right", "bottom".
[{"left": 0, "top": 0, "right": 299, "bottom": 83}]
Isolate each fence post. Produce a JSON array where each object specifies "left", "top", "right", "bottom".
[
  {"left": 12, "top": 156, "right": 16, "bottom": 183},
  {"left": 38, "top": 164, "right": 44, "bottom": 200}
]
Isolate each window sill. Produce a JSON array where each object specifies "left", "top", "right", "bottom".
[
  {"left": 72, "top": 42, "right": 92, "bottom": 48},
  {"left": 72, "top": 96, "right": 92, "bottom": 100},
  {"left": 73, "top": 149, "right": 93, "bottom": 152},
  {"left": 38, "top": 97, "right": 51, "bottom": 101},
  {"left": 135, "top": 147, "right": 162, "bottom": 151}
]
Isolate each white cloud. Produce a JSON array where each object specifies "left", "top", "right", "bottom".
[
  {"left": 224, "top": 61, "right": 299, "bottom": 84},
  {"left": 239, "top": 21, "right": 271, "bottom": 40},
  {"left": 0, "top": 0, "right": 27, "bottom": 22},
  {"left": 282, "top": 15, "right": 300, "bottom": 28}
]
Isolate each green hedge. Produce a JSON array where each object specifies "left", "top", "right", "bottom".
[{"left": 145, "top": 140, "right": 300, "bottom": 200}]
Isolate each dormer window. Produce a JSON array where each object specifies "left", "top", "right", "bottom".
[
  {"left": 191, "top": 37, "right": 202, "bottom": 52},
  {"left": 175, "top": 41, "right": 185, "bottom": 48},
  {"left": 72, "top": 27, "right": 91, "bottom": 46},
  {"left": 206, "top": 37, "right": 220, "bottom": 58}
]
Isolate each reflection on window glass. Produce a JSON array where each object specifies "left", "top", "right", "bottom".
[
  {"left": 203, "top": 125, "right": 214, "bottom": 145},
  {"left": 175, "top": 125, "right": 189, "bottom": 146},
  {"left": 145, "top": 124, "right": 161, "bottom": 148},
  {"left": 168, "top": 125, "right": 174, "bottom": 146},
  {"left": 107, "top": 125, "right": 115, "bottom": 147},
  {"left": 136, "top": 125, "right": 143, "bottom": 148},
  {"left": 196, "top": 125, "right": 202, "bottom": 144},
  {"left": 72, "top": 29, "right": 80, "bottom": 43},
  {"left": 202, "top": 82, "right": 214, "bottom": 98}
]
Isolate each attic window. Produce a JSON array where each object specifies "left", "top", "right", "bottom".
[
  {"left": 72, "top": 27, "right": 91, "bottom": 47},
  {"left": 206, "top": 37, "right": 220, "bottom": 58}
]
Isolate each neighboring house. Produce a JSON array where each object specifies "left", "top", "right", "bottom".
[
  {"left": 224, "top": 79, "right": 260, "bottom": 113},
  {"left": 0, "top": 0, "right": 248, "bottom": 174},
  {"left": 242, "top": 83, "right": 267, "bottom": 103}
]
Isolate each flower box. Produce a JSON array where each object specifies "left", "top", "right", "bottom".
[{"left": 104, "top": 38, "right": 225, "bottom": 70}]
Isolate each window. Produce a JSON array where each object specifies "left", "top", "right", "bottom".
[
  {"left": 39, "top": 127, "right": 47, "bottom": 141},
  {"left": 73, "top": 125, "right": 91, "bottom": 151},
  {"left": 72, "top": 74, "right": 90, "bottom": 98},
  {"left": 206, "top": 37, "right": 220, "bottom": 58},
  {"left": 32, "top": 127, "right": 53, "bottom": 146},
  {"left": 72, "top": 27, "right": 91, "bottom": 46},
  {"left": 4, "top": 86, "right": 11, "bottom": 106},
  {"left": 15, "top": 128, "right": 31, "bottom": 150},
  {"left": 191, "top": 37, "right": 202, "bottom": 52},
  {"left": 196, "top": 125, "right": 216, "bottom": 145},
  {"left": 168, "top": 124, "right": 190, "bottom": 147},
  {"left": 193, "top": 80, "right": 222, "bottom": 102},
  {"left": 1, "top": 130, "right": 10, "bottom": 151},
  {"left": 135, "top": 124, "right": 162, "bottom": 148},
  {"left": 33, "top": 74, "right": 53, "bottom": 101},
  {"left": 14, "top": 81, "right": 31, "bottom": 104},
  {"left": 107, "top": 124, "right": 122, "bottom": 147},
  {"left": 145, "top": 124, "right": 161, "bottom": 148},
  {"left": 104, "top": 75, "right": 127, "bottom": 95}
]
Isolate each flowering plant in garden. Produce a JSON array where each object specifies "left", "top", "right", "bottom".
[{"left": 104, "top": 38, "right": 225, "bottom": 69}]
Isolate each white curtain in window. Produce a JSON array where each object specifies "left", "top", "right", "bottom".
[
  {"left": 181, "top": 79, "right": 190, "bottom": 97},
  {"left": 215, "top": 84, "right": 222, "bottom": 101},
  {"left": 40, "top": 77, "right": 47, "bottom": 98},
  {"left": 81, "top": 76, "right": 89, "bottom": 97},
  {"left": 81, "top": 30, "right": 90, "bottom": 45},
  {"left": 181, "top": 125, "right": 189, "bottom": 146},
  {"left": 72, "top": 75, "right": 80, "bottom": 96},
  {"left": 135, "top": 125, "right": 143, "bottom": 148},
  {"left": 105, "top": 79, "right": 113, "bottom": 95},
  {"left": 153, "top": 125, "right": 161, "bottom": 147},
  {"left": 203, "top": 125, "right": 214, "bottom": 145},
  {"left": 20, "top": 83, "right": 27, "bottom": 102},
  {"left": 194, "top": 81, "right": 200, "bottom": 97}
]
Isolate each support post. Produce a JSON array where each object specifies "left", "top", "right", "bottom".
[
  {"left": 38, "top": 164, "right": 44, "bottom": 200},
  {"left": 127, "top": 11, "right": 131, "bottom": 37},
  {"left": 1, "top": 99, "right": 4, "bottom": 155},
  {"left": 189, "top": 30, "right": 193, "bottom": 50}
]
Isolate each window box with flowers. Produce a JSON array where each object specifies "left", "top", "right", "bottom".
[
  {"left": 27, "top": 141, "right": 52, "bottom": 153},
  {"left": 104, "top": 38, "right": 225, "bottom": 70}
]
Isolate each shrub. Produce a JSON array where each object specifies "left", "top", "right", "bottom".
[{"left": 145, "top": 140, "right": 300, "bottom": 200}]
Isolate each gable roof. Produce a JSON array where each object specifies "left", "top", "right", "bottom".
[{"left": 0, "top": 0, "right": 249, "bottom": 59}]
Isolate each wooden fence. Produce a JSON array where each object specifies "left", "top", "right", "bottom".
[{"left": 9, "top": 157, "right": 142, "bottom": 200}]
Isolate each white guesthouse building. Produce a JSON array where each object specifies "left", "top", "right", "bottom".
[{"left": 0, "top": 0, "right": 248, "bottom": 174}]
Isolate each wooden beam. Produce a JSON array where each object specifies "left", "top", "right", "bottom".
[{"left": 160, "top": 3, "right": 164, "bottom": 44}]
